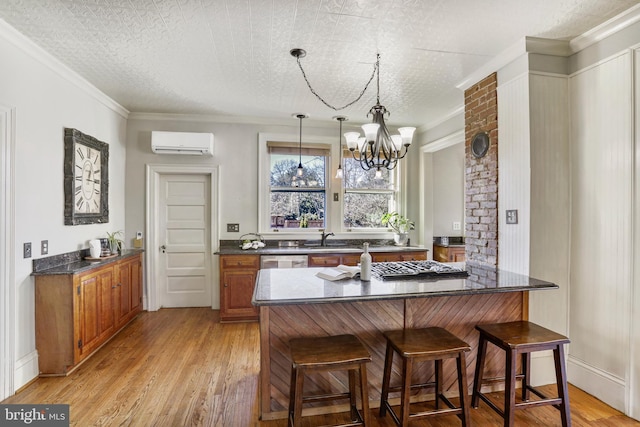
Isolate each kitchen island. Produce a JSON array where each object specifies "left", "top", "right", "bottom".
[{"left": 252, "top": 262, "right": 558, "bottom": 420}]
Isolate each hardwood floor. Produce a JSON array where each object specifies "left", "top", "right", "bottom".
[{"left": 3, "top": 308, "right": 638, "bottom": 426}]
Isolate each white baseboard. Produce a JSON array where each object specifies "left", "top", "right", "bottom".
[
  {"left": 14, "top": 350, "right": 39, "bottom": 391},
  {"left": 568, "top": 355, "right": 626, "bottom": 413}
]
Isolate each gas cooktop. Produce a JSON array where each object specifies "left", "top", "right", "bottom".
[{"left": 371, "top": 260, "right": 468, "bottom": 280}]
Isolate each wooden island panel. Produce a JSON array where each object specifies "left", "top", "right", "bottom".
[{"left": 259, "top": 291, "right": 525, "bottom": 419}]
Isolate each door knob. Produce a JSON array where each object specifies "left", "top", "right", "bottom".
[{"left": 160, "top": 245, "right": 166, "bottom": 253}]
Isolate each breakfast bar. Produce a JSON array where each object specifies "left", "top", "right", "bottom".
[{"left": 252, "top": 262, "right": 558, "bottom": 420}]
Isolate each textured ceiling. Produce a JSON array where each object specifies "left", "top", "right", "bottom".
[{"left": 0, "top": 0, "right": 638, "bottom": 127}]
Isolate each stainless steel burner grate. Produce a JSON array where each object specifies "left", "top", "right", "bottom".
[{"left": 371, "top": 260, "right": 468, "bottom": 280}]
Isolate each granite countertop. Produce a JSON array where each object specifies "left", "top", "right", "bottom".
[
  {"left": 32, "top": 249, "right": 144, "bottom": 276},
  {"left": 218, "top": 244, "right": 428, "bottom": 255},
  {"left": 252, "top": 262, "right": 557, "bottom": 306}
]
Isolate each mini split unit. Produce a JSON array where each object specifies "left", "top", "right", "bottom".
[{"left": 151, "top": 131, "right": 214, "bottom": 155}]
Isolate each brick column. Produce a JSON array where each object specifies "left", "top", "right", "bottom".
[{"left": 464, "top": 73, "right": 498, "bottom": 268}]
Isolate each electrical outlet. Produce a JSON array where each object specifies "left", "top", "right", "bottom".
[
  {"left": 23, "top": 242, "right": 31, "bottom": 258},
  {"left": 41, "top": 240, "right": 48, "bottom": 255},
  {"left": 506, "top": 209, "right": 518, "bottom": 224},
  {"left": 452, "top": 221, "right": 461, "bottom": 230},
  {"left": 227, "top": 223, "right": 240, "bottom": 232},
  {"left": 136, "top": 231, "right": 143, "bottom": 239}
]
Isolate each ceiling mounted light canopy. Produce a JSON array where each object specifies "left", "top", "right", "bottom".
[{"left": 291, "top": 49, "right": 415, "bottom": 175}]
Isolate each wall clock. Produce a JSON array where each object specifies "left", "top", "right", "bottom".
[
  {"left": 471, "top": 131, "right": 490, "bottom": 158},
  {"left": 63, "top": 128, "right": 109, "bottom": 225}
]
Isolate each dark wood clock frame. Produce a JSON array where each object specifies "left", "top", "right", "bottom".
[{"left": 63, "top": 128, "right": 109, "bottom": 225}]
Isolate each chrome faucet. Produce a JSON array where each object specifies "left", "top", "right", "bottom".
[{"left": 320, "top": 230, "right": 335, "bottom": 246}]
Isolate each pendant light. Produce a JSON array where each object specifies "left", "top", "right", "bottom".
[
  {"left": 293, "top": 113, "right": 308, "bottom": 177},
  {"left": 334, "top": 116, "right": 347, "bottom": 179},
  {"left": 291, "top": 49, "right": 415, "bottom": 173}
]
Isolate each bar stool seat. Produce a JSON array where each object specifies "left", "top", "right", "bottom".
[
  {"left": 472, "top": 321, "right": 571, "bottom": 427},
  {"left": 288, "top": 334, "right": 371, "bottom": 427},
  {"left": 379, "top": 327, "right": 471, "bottom": 427}
]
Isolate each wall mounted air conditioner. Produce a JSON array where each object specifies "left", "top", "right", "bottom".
[{"left": 151, "top": 131, "right": 214, "bottom": 156}]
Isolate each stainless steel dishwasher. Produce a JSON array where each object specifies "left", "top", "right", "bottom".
[{"left": 260, "top": 255, "right": 308, "bottom": 269}]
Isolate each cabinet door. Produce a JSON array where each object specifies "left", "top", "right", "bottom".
[
  {"left": 130, "top": 255, "right": 143, "bottom": 314},
  {"left": 220, "top": 270, "right": 258, "bottom": 321},
  {"left": 433, "top": 246, "right": 448, "bottom": 263},
  {"left": 78, "top": 267, "right": 115, "bottom": 360},
  {"left": 114, "top": 261, "right": 132, "bottom": 328},
  {"left": 450, "top": 247, "right": 466, "bottom": 262}
]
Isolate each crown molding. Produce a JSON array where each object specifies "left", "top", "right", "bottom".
[
  {"left": 525, "top": 37, "right": 571, "bottom": 56},
  {"left": 570, "top": 3, "right": 640, "bottom": 53},
  {"left": 421, "top": 130, "right": 465, "bottom": 153},
  {"left": 0, "top": 19, "right": 128, "bottom": 119},
  {"left": 456, "top": 38, "right": 527, "bottom": 91}
]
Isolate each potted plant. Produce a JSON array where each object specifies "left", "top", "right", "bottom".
[
  {"left": 381, "top": 212, "right": 415, "bottom": 246},
  {"left": 106, "top": 230, "right": 125, "bottom": 255}
]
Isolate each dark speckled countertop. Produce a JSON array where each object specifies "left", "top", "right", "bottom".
[
  {"left": 32, "top": 249, "right": 144, "bottom": 276},
  {"left": 217, "top": 245, "right": 428, "bottom": 255},
  {"left": 253, "top": 262, "right": 557, "bottom": 306}
]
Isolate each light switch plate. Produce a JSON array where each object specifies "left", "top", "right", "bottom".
[
  {"left": 41, "top": 240, "right": 48, "bottom": 255},
  {"left": 506, "top": 210, "right": 518, "bottom": 224},
  {"left": 227, "top": 223, "right": 240, "bottom": 232},
  {"left": 23, "top": 242, "right": 31, "bottom": 258}
]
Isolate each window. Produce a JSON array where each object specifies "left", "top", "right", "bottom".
[
  {"left": 268, "top": 143, "right": 329, "bottom": 230},
  {"left": 343, "top": 151, "right": 397, "bottom": 229}
]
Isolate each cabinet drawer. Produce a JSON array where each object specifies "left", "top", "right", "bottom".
[
  {"left": 221, "top": 255, "right": 260, "bottom": 269},
  {"left": 341, "top": 254, "right": 362, "bottom": 266},
  {"left": 308, "top": 254, "right": 342, "bottom": 267}
]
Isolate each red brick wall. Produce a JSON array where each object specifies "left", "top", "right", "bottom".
[{"left": 464, "top": 73, "right": 498, "bottom": 267}]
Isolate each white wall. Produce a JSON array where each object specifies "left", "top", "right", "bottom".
[
  {"left": 568, "top": 50, "right": 633, "bottom": 412},
  {"left": 0, "top": 21, "right": 128, "bottom": 392},
  {"left": 126, "top": 117, "right": 414, "bottom": 309},
  {"left": 431, "top": 143, "right": 465, "bottom": 237},
  {"left": 497, "top": 71, "right": 531, "bottom": 276}
]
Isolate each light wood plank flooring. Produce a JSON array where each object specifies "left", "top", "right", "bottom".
[{"left": 3, "top": 308, "right": 638, "bottom": 426}]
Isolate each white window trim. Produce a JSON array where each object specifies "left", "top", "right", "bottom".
[
  {"left": 258, "top": 132, "right": 333, "bottom": 236},
  {"left": 258, "top": 132, "right": 401, "bottom": 239}
]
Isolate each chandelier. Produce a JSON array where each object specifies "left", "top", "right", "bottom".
[{"left": 291, "top": 49, "right": 415, "bottom": 177}]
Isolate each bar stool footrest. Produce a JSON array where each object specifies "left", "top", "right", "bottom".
[{"left": 302, "top": 392, "right": 352, "bottom": 404}]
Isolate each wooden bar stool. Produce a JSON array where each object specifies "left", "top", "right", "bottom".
[
  {"left": 288, "top": 334, "right": 371, "bottom": 427},
  {"left": 379, "top": 327, "right": 471, "bottom": 427},
  {"left": 472, "top": 321, "right": 571, "bottom": 427}
]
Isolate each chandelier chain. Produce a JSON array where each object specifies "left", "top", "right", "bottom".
[{"left": 295, "top": 55, "right": 379, "bottom": 111}]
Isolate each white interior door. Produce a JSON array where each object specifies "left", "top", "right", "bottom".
[{"left": 158, "top": 173, "right": 212, "bottom": 307}]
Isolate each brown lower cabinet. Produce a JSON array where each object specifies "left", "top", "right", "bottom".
[
  {"left": 433, "top": 245, "right": 466, "bottom": 263},
  {"left": 219, "top": 254, "right": 260, "bottom": 322},
  {"left": 219, "top": 250, "right": 428, "bottom": 323},
  {"left": 35, "top": 252, "right": 143, "bottom": 376}
]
